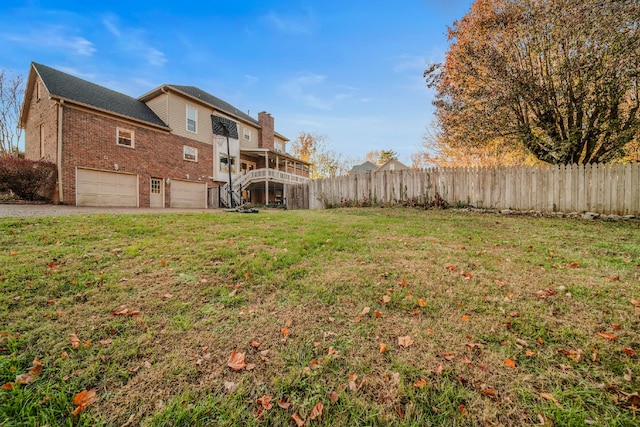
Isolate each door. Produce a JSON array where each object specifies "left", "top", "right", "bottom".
[
  {"left": 170, "top": 179, "right": 207, "bottom": 208},
  {"left": 150, "top": 178, "right": 164, "bottom": 208},
  {"left": 76, "top": 168, "right": 138, "bottom": 207}
]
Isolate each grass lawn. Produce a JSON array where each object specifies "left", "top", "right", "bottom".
[{"left": 0, "top": 207, "right": 638, "bottom": 426}]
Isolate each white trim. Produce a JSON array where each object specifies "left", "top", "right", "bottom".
[
  {"left": 116, "top": 128, "right": 134, "bottom": 148},
  {"left": 183, "top": 145, "right": 198, "bottom": 162}
]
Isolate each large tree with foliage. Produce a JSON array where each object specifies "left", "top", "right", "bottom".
[
  {"left": 425, "top": 0, "right": 640, "bottom": 164},
  {"left": 290, "top": 132, "right": 351, "bottom": 179},
  {"left": 0, "top": 69, "right": 25, "bottom": 156}
]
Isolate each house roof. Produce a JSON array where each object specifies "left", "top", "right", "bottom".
[
  {"left": 350, "top": 161, "right": 379, "bottom": 173},
  {"left": 29, "top": 63, "right": 169, "bottom": 129},
  {"left": 166, "top": 85, "right": 260, "bottom": 126},
  {"left": 378, "top": 159, "right": 409, "bottom": 170}
]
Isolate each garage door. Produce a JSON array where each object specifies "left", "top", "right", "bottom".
[
  {"left": 76, "top": 169, "right": 138, "bottom": 207},
  {"left": 171, "top": 180, "right": 207, "bottom": 208}
]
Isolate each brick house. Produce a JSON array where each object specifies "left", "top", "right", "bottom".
[{"left": 18, "top": 62, "right": 310, "bottom": 208}]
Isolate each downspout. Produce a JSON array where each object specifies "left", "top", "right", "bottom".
[{"left": 57, "top": 100, "right": 64, "bottom": 203}]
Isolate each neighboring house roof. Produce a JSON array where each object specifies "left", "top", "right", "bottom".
[
  {"left": 350, "top": 161, "right": 379, "bottom": 173},
  {"left": 378, "top": 159, "right": 409, "bottom": 171},
  {"left": 28, "top": 62, "right": 169, "bottom": 129}
]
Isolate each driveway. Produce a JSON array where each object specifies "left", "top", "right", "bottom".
[{"left": 0, "top": 204, "right": 220, "bottom": 218}]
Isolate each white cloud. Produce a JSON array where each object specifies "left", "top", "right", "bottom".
[
  {"left": 3, "top": 26, "right": 96, "bottom": 56},
  {"left": 281, "top": 73, "right": 331, "bottom": 110},
  {"left": 262, "top": 10, "right": 318, "bottom": 35},
  {"left": 102, "top": 14, "right": 167, "bottom": 67}
]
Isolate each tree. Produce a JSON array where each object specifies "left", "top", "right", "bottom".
[
  {"left": 412, "top": 123, "right": 538, "bottom": 168},
  {"left": 364, "top": 149, "right": 399, "bottom": 165},
  {"left": 0, "top": 69, "right": 25, "bottom": 156},
  {"left": 425, "top": 0, "right": 640, "bottom": 164},
  {"left": 290, "top": 132, "right": 351, "bottom": 179}
]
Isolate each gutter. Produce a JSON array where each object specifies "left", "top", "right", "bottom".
[{"left": 57, "top": 100, "right": 64, "bottom": 203}]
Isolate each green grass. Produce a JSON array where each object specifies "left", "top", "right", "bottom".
[{"left": 0, "top": 208, "right": 638, "bottom": 426}]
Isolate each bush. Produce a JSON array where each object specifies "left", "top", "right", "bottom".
[{"left": 0, "top": 157, "right": 57, "bottom": 201}]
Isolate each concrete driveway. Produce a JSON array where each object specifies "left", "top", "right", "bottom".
[{"left": 0, "top": 204, "right": 219, "bottom": 218}]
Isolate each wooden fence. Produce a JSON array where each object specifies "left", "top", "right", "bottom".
[{"left": 286, "top": 163, "right": 640, "bottom": 215}]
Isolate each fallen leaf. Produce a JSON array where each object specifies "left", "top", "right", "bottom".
[
  {"left": 598, "top": 332, "right": 618, "bottom": 340},
  {"left": 224, "top": 381, "right": 237, "bottom": 393},
  {"left": 623, "top": 347, "right": 635, "bottom": 356},
  {"left": 361, "top": 307, "right": 370, "bottom": 316},
  {"left": 309, "top": 402, "right": 323, "bottom": 420},
  {"left": 525, "top": 350, "right": 536, "bottom": 357},
  {"left": 1, "top": 382, "right": 13, "bottom": 390},
  {"left": 461, "top": 315, "right": 470, "bottom": 322},
  {"left": 540, "top": 392, "right": 563, "bottom": 408},
  {"left": 72, "top": 389, "right": 97, "bottom": 416},
  {"left": 251, "top": 341, "right": 261, "bottom": 349},
  {"left": 414, "top": 378, "right": 427, "bottom": 389},
  {"left": 278, "top": 398, "right": 291, "bottom": 409},
  {"left": 417, "top": 298, "right": 427, "bottom": 307},
  {"left": 111, "top": 309, "right": 129, "bottom": 316},
  {"left": 162, "top": 293, "right": 173, "bottom": 299},
  {"left": 99, "top": 339, "right": 112, "bottom": 346},
  {"left": 281, "top": 327, "right": 290, "bottom": 337},
  {"left": 567, "top": 261, "right": 580, "bottom": 268},
  {"left": 624, "top": 368, "right": 632, "bottom": 382},
  {"left": 374, "top": 310, "right": 382, "bottom": 318},
  {"left": 61, "top": 351, "right": 68, "bottom": 359},
  {"left": 461, "top": 272, "right": 472, "bottom": 279},
  {"left": 504, "top": 359, "right": 516, "bottom": 368},
  {"left": 398, "top": 336, "right": 414, "bottom": 348},
  {"left": 227, "top": 349, "right": 246, "bottom": 371},
  {"left": 446, "top": 264, "right": 457, "bottom": 271},
  {"left": 434, "top": 363, "right": 443, "bottom": 374},
  {"left": 328, "top": 391, "right": 339, "bottom": 404},
  {"left": 459, "top": 404, "right": 467, "bottom": 415},
  {"left": 382, "top": 295, "right": 391, "bottom": 303},
  {"left": 379, "top": 343, "right": 387, "bottom": 353},
  {"left": 483, "top": 388, "right": 497, "bottom": 398},
  {"left": 443, "top": 352, "right": 455, "bottom": 361},
  {"left": 69, "top": 333, "right": 81, "bottom": 349},
  {"left": 256, "top": 395, "right": 273, "bottom": 410},
  {"left": 15, "top": 357, "right": 43, "bottom": 385},
  {"left": 291, "top": 412, "right": 305, "bottom": 427},
  {"left": 612, "top": 324, "right": 622, "bottom": 330}
]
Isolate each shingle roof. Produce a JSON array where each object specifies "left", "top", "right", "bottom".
[
  {"left": 350, "top": 161, "right": 379, "bottom": 173},
  {"left": 167, "top": 85, "right": 259, "bottom": 126},
  {"left": 33, "top": 63, "right": 168, "bottom": 128}
]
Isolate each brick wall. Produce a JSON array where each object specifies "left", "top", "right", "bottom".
[
  {"left": 258, "top": 112, "right": 274, "bottom": 150},
  {"left": 60, "top": 106, "right": 215, "bottom": 207},
  {"left": 24, "top": 78, "right": 58, "bottom": 163}
]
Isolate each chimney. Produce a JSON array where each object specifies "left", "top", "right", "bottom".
[{"left": 258, "top": 111, "right": 275, "bottom": 150}]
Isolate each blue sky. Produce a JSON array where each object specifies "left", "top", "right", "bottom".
[{"left": 1, "top": 0, "right": 473, "bottom": 164}]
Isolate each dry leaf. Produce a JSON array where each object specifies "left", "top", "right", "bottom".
[
  {"left": 504, "top": 359, "right": 516, "bottom": 368},
  {"left": 540, "top": 392, "right": 563, "bottom": 408},
  {"left": 623, "top": 347, "right": 635, "bottom": 356},
  {"left": 291, "top": 412, "right": 305, "bottom": 427},
  {"left": 446, "top": 264, "right": 457, "bottom": 271},
  {"left": 374, "top": 310, "right": 382, "bottom": 318},
  {"left": 69, "top": 333, "right": 81, "bottom": 349},
  {"left": 223, "top": 381, "right": 237, "bottom": 393},
  {"left": 72, "top": 389, "right": 97, "bottom": 416},
  {"left": 328, "top": 391, "right": 339, "bottom": 404},
  {"left": 281, "top": 327, "right": 290, "bottom": 337},
  {"left": 361, "top": 307, "right": 370, "bottom": 316},
  {"left": 379, "top": 343, "right": 387, "bottom": 353},
  {"left": 227, "top": 349, "right": 247, "bottom": 371},
  {"left": 1, "top": 382, "right": 13, "bottom": 390},
  {"left": 256, "top": 395, "right": 273, "bottom": 410},
  {"left": 61, "top": 351, "right": 68, "bottom": 359},
  {"left": 434, "top": 363, "right": 443, "bottom": 374},
  {"left": 483, "top": 388, "right": 497, "bottom": 398},
  {"left": 382, "top": 295, "right": 391, "bottom": 303},
  {"left": 414, "top": 378, "right": 427, "bottom": 389},
  {"left": 251, "top": 341, "right": 261, "bottom": 348},
  {"left": 162, "top": 293, "right": 173, "bottom": 299},
  {"left": 598, "top": 332, "right": 618, "bottom": 340},
  {"left": 309, "top": 402, "right": 323, "bottom": 420},
  {"left": 15, "top": 358, "right": 43, "bottom": 385},
  {"left": 443, "top": 352, "right": 455, "bottom": 361},
  {"left": 461, "top": 315, "right": 470, "bottom": 321},
  {"left": 398, "top": 336, "right": 414, "bottom": 348},
  {"left": 525, "top": 350, "right": 536, "bottom": 357},
  {"left": 278, "top": 398, "right": 291, "bottom": 409},
  {"left": 462, "top": 272, "right": 473, "bottom": 279},
  {"left": 417, "top": 298, "right": 427, "bottom": 307}
]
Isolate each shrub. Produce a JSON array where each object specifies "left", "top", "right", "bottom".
[{"left": 0, "top": 157, "right": 57, "bottom": 201}]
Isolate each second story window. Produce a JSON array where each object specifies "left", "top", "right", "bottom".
[
  {"left": 243, "top": 128, "right": 251, "bottom": 141},
  {"left": 186, "top": 106, "right": 197, "bottom": 133},
  {"left": 117, "top": 128, "right": 134, "bottom": 147}
]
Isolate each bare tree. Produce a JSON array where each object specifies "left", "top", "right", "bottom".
[
  {"left": 290, "top": 132, "right": 351, "bottom": 179},
  {"left": 0, "top": 69, "right": 25, "bottom": 156}
]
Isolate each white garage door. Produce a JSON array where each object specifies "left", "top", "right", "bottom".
[
  {"left": 76, "top": 168, "right": 138, "bottom": 207},
  {"left": 171, "top": 180, "right": 207, "bottom": 208}
]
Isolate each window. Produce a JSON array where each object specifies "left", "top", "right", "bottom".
[
  {"left": 186, "top": 106, "right": 197, "bottom": 133},
  {"left": 117, "top": 128, "right": 134, "bottom": 147},
  {"left": 36, "top": 81, "right": 41, "bottom": 101},
  {"left": 219, "top": 154, "right": 236, "bottom": 173},
  {"left": 151, "top": 178, "right": 162, "bottom": 194},
  {"left": 243, "top": 128, "right": 251, "bottom": 141},
  {"left": 389, "top": 163, "right": 395, "bottom": 171},
  {"left": 183, "top": 146, "right": 198, "bottom": 162}
]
